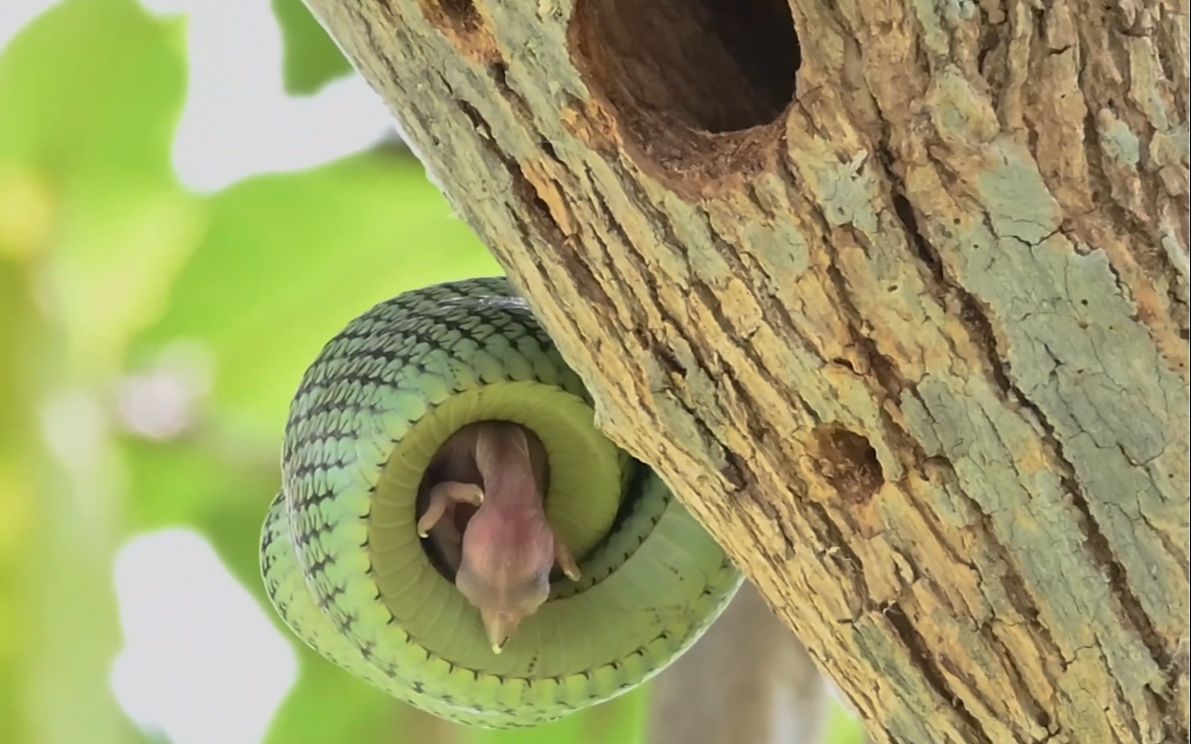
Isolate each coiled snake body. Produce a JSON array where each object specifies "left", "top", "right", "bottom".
[{"left": 261, "top": 278, "right": 742, "bottom": 727}]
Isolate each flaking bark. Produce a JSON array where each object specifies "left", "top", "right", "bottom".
[{"left": 305, "top": 1, "right": 1190, "bottom": 741}]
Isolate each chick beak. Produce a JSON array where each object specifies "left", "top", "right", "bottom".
[{"left": 480, "top": 609, "right": 520, "bottom": 654}]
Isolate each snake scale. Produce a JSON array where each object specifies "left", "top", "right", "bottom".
[{"left": 260, "top": 277, "right": 742, "bottom": 727}]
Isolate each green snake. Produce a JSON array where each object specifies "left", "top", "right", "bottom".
[{"left": 260, "top": 278, "right": 742, "bottom": 728}]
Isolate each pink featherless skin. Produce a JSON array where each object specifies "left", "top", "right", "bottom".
[{"left": 418, "top": 421, "right": 581, "bottom": 652}]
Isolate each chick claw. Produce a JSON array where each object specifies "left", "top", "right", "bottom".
[
  {"left": 417, "top": 481, "right": 484, "bottom": 538},
  {"left": 554, "top": 538, "right": 582, "bottom": 582}
]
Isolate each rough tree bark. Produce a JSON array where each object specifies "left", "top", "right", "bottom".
[{"left": 304, "top": 1, "right": 1189, "bottom": 741}]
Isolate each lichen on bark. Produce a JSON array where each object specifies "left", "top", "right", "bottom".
[{"left": 306, "top": 0, "right": 1189, "bottom": 740}]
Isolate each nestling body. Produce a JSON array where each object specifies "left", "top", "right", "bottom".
[{"left": 417, "top": 421, "right": 580, "bottom": 652}]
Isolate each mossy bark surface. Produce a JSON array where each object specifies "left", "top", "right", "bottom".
[{"left": 306, "top": 1, "right": 1189, "bottom": 740}]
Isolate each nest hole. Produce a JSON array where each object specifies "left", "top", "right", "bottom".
[
  {"left": 570, "top": 0, "right": 799, "bottom": 182},
  {"left": 418, "top": 0, "right": 500, "bottom": 60},
  {"left": 813, "top": 426, "right": 884, "bottom": 504},
  {"left": 573, "top": 0, "right": 798, "bottom": 133},
  {"left": 424, "top": 0, "right": 481, "bottom": 31}
]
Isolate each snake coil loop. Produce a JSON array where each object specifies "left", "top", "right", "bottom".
[{"left": 261, "top": 278, "right": 741, "bottom": 727}]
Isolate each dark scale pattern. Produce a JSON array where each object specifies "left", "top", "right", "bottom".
[{"left": 259, "top": 278, "right": 742, "bottom": 728}]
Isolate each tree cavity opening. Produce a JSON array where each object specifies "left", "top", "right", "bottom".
[
  {"left": 425, "top": 0, "right": 480, "bottom": 31},
  {"left": 571, "top": 0, "right": 799, "bottom": 135},
  {"left": 813, "top": 426, "right": 884, "bottom": 504}
]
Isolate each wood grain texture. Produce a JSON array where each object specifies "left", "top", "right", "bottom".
[{"left": 304, "top": 0, "right": 1189, "bottom": 740}]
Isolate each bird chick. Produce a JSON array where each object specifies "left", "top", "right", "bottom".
[{"left": 417, "top": 421, "right": 580, "bottom": 654}]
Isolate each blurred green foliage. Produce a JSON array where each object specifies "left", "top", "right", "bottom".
[
  {"left": 0, "top": 2, "right": 863, "bottom": 744},
  {"left": 272, "top": 0, "right": 352, "bottom": 94}
]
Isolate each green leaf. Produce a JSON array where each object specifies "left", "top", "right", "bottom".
[
  {"left": 0, "top": 0, "right": 203, "bottom": 369},
  {"left": 825, "top": 698, "right": 868, "bottom": 744},
  {"left": 272, "top": 0, "right": 352, "bottom": 94},
  {"left": 0, "top": 3, "right": 200, "bottom": 743},
  {"left": 134, "top": 150, "right": 498, "bottom": 440},
  {"left": 0, "top": 0, "right": 185, "bottom": 183},
  {"left": 117, "top": 436, "right": 413, "bottom": 744},
  {"left": 264, "top": 658, "right": 418, "bottom": 744}
]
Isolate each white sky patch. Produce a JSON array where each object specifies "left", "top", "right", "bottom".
[
  {"left": 0, "top": 0, "right": 61, "bottom": 51},
  {"left": 111, "top": 529, "right": 298, "bottom": 744},
  {"left": 115, "top": 340, "right": 216, "bottom": 440},
  {"left": 140, "top": 0, "right": 394, "bottom": 192},
  {"left": 1, "top": 0, "right": 395, "bottom": 193}
]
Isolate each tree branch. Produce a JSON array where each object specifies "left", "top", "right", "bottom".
[{"left": 305, "top": 0, "right": 1190, "bottom": 740}]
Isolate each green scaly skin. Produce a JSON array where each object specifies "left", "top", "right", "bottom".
[{"left": 260, "top": 278, "right": 742, "bottom": 728}]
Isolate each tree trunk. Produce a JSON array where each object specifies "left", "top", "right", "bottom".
[
  {"left": 304, "top": 1, "right": 1189, "bottom": 741},
  {"left": 649, "top": 583, "right": 828, "bottom": 744}
]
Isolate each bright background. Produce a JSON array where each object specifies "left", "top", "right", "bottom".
[{"left": 0, "top": 2, "right": 864, "bottom": 742}]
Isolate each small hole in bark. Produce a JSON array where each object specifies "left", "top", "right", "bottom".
[
  {"left": 457, "top": 100, "right": 485, "bottom": 130},
  {"left": 570, "top": 0, "right": 799, "bottom": 184},
  {"left": 813, "top": 426, "right": 883, "bottom": 504},
  {"left": 490, "top": 61, "right": 509, "bottom": 89},
  {"left": 540, "top": 138, "right": 561, "bottom": 164},
  {"left": 428, "top": 0, "right": 479, "bottom": 30},
  {"left": 418, "top": 0, "right": 498, "bottom": 60}
]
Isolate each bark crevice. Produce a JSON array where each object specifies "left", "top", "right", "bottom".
[{"left": 307, "top": 1, "right": 1190, "bottom": 740}]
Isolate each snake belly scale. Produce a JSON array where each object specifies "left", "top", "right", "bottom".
[{"left": 260, "top": 277, "right": 742, "bottom": 728}]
